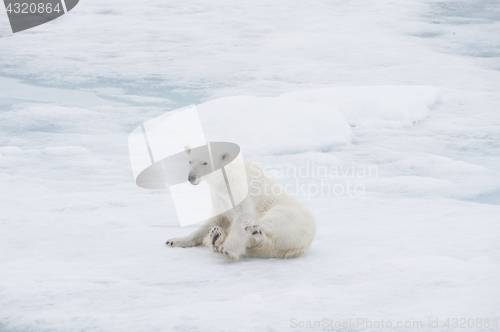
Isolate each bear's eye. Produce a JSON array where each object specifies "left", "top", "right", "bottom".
[
  {"left": 203, "top": 162, "right": 208, "bottom": 165},
  {"left": 189, "top": 161, "right": 192, "bottom": 164}
]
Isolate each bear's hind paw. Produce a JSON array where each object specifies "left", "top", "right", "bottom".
[{"left": 244, "top": 224, "right": 263, "bottom": 236}]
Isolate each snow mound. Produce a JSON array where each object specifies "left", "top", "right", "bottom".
[
  {"left": 280, "top": 86, "right": 441, "bottom": 127},
  {"left": 0, "top": 146, "right": 24, "bottom": 156},
  {"left": 196, "top": 96, "right": 352, "bottom": 157},
  {"left": 42, "top": 147, "right": 91, "bottom": 156},
  {"left": 362, "top": 176, "right": 457, "bottom": 197}
]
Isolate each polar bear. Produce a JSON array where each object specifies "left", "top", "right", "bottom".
[{"left": 165, "top": 143, "right": 316, "bottom": 261}]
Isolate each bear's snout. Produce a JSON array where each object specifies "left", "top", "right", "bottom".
[{"left": 188, "top": 174, "right": 196, "bottom": 184}]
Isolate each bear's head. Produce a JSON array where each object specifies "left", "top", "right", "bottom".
[{"left": 185, "top": 144, "right": 231, "bottom": 185}]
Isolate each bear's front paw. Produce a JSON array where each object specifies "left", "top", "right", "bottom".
[{"left": 165, "top": 236, "right": 193, "bottom": 248}]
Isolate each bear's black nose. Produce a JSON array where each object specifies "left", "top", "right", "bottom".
[{"left": 188, "top": 174, "right": 196, "bottom": 183}]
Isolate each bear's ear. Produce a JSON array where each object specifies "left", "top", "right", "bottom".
[{"left": 184, "top": 145, "right": 191, "bottom": 154}]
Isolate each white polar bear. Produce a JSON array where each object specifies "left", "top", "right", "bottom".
[{"left": 165, "top": 144, "right": 316, "bottom": 261}]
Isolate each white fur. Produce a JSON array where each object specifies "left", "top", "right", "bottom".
[{"left": 166, "top": 150, "right": 316, "bottom": 261}]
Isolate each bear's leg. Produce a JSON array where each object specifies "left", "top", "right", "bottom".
[
  {"left": 207, "top": 201, "right": 257, "bottom": 260},
  {"left": 166, "top": 217, "right": 222, "bottom": 248},
  {"left": 210, "top": 224, "right": 250, "bottom": 260},
  {"left": 213, "top": 221, "right": 276, "bottom": 260},
  {"left": 242, "top": 219, "right": 277, "bottom": 258},
  {"left": 246, "top": 205, "right": 315, "bottom": 259}
]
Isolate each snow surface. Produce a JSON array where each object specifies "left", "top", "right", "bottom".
[
  {"left": 1, "top": 0, "right": 500, "bottom": 331},
  {"left": 280, "top": 86, "right": 442, "bottom": 128}
]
